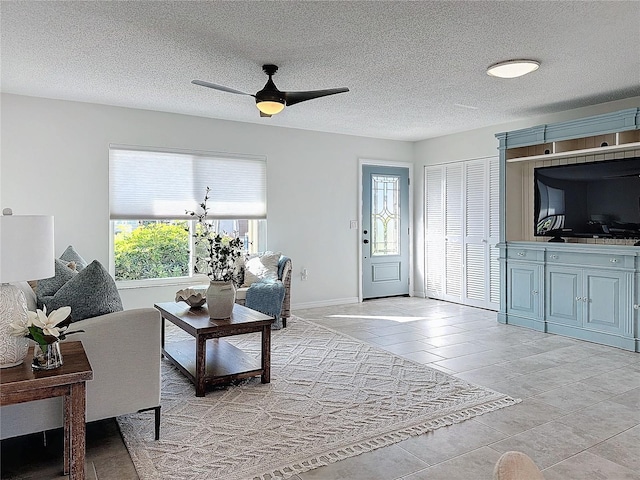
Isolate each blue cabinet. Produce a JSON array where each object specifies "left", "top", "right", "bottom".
[
  {"left": 504, "top": 243, "right": 638, "bottom": 351},
  {"left": 547, "top": 265, "right": 629, "bottom": 338},
  {"left": 583, "top": 269, "right": 628, "bottom": 336},
  {"left": 546, "top": 266, "right": 580, "bottom": 327},
  {"left": 636, "top": 274, "right": 640, "bottom": 352},
  {"left": 497, "top": 107, "right": 640, "bottom": 352},
  {"left": 506, "top": 262, "right": 543, "bottom": 330}
]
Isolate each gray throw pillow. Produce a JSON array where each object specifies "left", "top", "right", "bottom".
[
  {"left": 60, "top": 245, "right": 88, "bottom": 271},
  {"left": 42, "top": 260, "right": 123, "bottom": 321},
  {"left": 36, "top": 258, "right": 77, "bottom": 297}
]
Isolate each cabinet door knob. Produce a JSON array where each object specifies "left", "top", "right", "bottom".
[
  {"left": 609, "top": 258, "right": 618, "bottom": 263},
  {"left": 576, "top": 297, "right": 582, "bottom": 302},
  {"left": 532, "top": 290, "right": 538, "bottom": 295},
  {"left": 634, "top": 304, "right": 639, "bottom": 310},
  {"left": 583, "top": 297, "right": 589, "bottom": 302},
  {"left": 551, "top": 254, "right": 558, "bottom": 260},
  {"left": 517, "top": 252, "right": 525, "bottom": 257}
]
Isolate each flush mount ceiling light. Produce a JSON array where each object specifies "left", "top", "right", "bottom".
[{"left": 487, "top": 60, "right": 540, "bottom": 79}]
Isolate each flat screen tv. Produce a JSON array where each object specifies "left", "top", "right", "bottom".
[{"left": 534, "top": 157, "right": 640, "bottom": 242}]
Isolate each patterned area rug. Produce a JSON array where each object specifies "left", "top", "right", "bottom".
[{"left": 117, "top": 316, "right": 520, "bottom": 480}]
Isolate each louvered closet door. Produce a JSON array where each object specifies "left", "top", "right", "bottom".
[
  {"left": 464, "top": 160, "right": 487, "bottom": 307},
  {"left": 444, "top": 163, "right": 463, "bottom": 303},
  {"left": 425, "top": 167, "right": 444, "bottom": 298},
  {"left": 423, "top": 157, "right": 500, "bottom": 310}
]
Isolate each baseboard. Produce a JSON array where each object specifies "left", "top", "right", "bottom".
[
  {"left": 292, "top": 297, "right": 360, "bottom": 310},
  {"left": 412, "top": 290, "right": 426, "bottom": 298}
]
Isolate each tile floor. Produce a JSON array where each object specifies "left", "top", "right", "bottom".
[{"left": 2, "top": 297, "right": 639, "bottom": 479}]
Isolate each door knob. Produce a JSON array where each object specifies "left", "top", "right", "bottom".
[{"left": 363, "top": 239, "right": 369, "bottom": 244}]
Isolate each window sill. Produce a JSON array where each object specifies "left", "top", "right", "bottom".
[{"left": 116, "top": 275, "right": 209, "bottom": 290}]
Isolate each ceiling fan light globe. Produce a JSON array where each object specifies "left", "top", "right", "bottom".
[{"left": 256, "top": 100, "right": 285, "bottom": 115}]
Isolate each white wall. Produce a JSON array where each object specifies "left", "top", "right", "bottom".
[
  {"left": 3, "top": 93, "right": 638, "bottom": 310},
  {"left": 411, "top": 96, "right": 640, "bottom": 297},
  {"left": 0, "top": 94, "right": 413, "bottom": 309}
]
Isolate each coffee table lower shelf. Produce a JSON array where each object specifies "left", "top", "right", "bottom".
[{"left": 163, "top": 339, "right": 263, "bottom": 392}]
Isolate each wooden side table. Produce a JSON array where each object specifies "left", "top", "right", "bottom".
[{"left": 0, "top": 341, "right": 93, "bottom": 480}]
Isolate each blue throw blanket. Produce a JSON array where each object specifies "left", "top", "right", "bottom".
[
  {"left": 277, "top": 255, "right": 290, "bottom": 280},
  {"left": 245, "top": 280, "right": 286, "bottom": 329}
]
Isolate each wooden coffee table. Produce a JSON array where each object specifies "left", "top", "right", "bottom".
[{"left": 154, "top": 302, "right": 274, "bottom": 396}]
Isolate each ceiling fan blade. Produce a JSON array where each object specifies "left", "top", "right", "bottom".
[
  {"left": 283, "top": 88, "right": 349, "bottom": 107},
  {"left": 191, "top": 80, "right": 254, "bottom": 97}
]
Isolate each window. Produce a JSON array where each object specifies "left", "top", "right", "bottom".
[{"left": 109, "top": 146, "right": 267, "bottom": 283}]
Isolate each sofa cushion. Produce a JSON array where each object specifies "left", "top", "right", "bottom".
[
  {"left": 36, "top": 258, "right": 78, "bottom": 297},
  {"left": 60, "top": 245, "right": 88, "bottom": 271},
  {"left": 243, "top": 251, "right": 281, "bottom": 287},
  {"left": 40, "top": 260, "right": 123, "bottom": 321}
]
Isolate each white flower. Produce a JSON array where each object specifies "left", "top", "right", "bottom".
[{"left": 27, "top": 306, "right": 72, "bottom": 339}]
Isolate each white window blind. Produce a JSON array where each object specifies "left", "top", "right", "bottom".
[{"left": 109, "top": 146, "right": 267, "bottom": 220}]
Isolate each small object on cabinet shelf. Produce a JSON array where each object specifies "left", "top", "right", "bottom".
[{"left": 175, "top": 288, "right": 206, "bottom": 308}]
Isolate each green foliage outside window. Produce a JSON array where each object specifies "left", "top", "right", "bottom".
[{"left": 114, "top": 221, "right": 190, "bottom": 280}]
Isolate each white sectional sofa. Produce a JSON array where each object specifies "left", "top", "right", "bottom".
[{"left": 0, "top": 283, "right": 162, "bottom": 440}]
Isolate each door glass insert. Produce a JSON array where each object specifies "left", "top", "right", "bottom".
[{"left": 371, "top": 175, "right": 400, "bottom": 256}]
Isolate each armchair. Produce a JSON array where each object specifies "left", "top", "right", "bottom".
[{"left": 235, "top": 255, "right": 292, "bottom": 328}]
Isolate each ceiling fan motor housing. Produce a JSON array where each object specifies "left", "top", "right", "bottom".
[{"left": 256, "top": 74, "right": 285, "bottom": 106}]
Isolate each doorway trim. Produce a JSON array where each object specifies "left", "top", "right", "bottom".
[{"left": 358, "top": 158, "right": 414, "bottom": 303}]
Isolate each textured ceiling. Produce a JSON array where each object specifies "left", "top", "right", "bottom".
[{"left": 1, "top": 1, "right": 639, "bottom": 141}]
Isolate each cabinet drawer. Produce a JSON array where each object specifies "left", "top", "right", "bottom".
[
  {"left": 507, "top": 248, "right": 543, "bottom": 261},
  {"left": 546, "top": 250, "right": 631, "bottom": 268}
]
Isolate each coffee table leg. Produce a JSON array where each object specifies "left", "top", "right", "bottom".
[
  {"left": 261, "top": 325, "right": 271, "bottom": 384},
  {"left": 195, "top": 335, "right": 206, "bottom": 396}
]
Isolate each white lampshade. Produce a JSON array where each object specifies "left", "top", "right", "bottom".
[
  {"left": 1, "top": 213, "right": 55, "bottom": 283},
  {"left": 0, "top": 210, "right": 55, "bottom": 368}
]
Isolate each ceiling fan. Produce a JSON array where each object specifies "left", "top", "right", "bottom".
[{"left": 192, "top": 64, "right": 349, "bottom": 117}]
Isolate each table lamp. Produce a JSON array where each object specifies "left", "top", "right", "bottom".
[{"left": 0, "top": 208, "right": 55, "bottom": 368}]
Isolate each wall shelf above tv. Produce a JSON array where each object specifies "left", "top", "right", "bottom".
[
  {"left": 506, "top": 140, "right": 640, "bottom": 163},
  {"left": 500, "top": 108, "right": 640, "bottom": 162}
]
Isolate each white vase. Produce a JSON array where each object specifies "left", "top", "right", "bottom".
[{"left": 206, "top": 280, "right": 236, "bottom": 319}]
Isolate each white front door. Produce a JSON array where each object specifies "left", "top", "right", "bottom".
[{"left": 362, "top": 165, "right": 410, "bottom": 299}]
